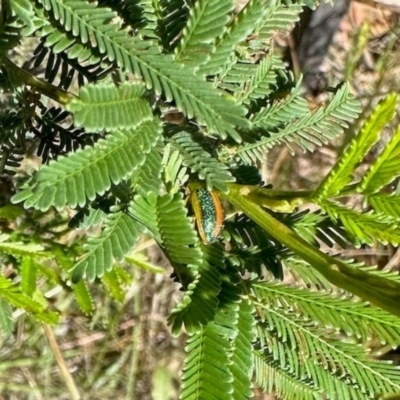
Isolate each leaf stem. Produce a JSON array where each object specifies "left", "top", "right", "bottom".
[
  {"left": 227, "top": 183, "right": 312, "bottom": 212},
  {"left": 2, "top": 58, "right": 75, "bottom": 105}
]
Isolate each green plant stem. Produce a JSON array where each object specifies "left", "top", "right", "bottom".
[
  {"left": 221, "top": 183, "right": 400, "bottom": 318},
  {"left": 2, "top": 58, "right": 75, "bottom": 105},
  {"left": 233, "top": 184, "right": 312, "bottom": 212}
]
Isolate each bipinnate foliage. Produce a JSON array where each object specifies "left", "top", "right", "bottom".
[{"left": 1, "top": 0, "right": 400, "bottom": 399}]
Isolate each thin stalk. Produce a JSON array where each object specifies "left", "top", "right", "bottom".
[
  {"left": 230, "top": 184, "right": 313, "bottom": 212},
  {"left": 126, "top": 275, "right": 142, "bottom": 400},
  {"left": 2, "top": 58, "right": 75, "bottom": 105},
  {"left": 42, "top": 324, "right": 80, "bottom": 400}
]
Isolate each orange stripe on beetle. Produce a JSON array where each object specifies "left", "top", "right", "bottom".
[{"left": 190, "top": 188, "right": 224, "bottom": 244}]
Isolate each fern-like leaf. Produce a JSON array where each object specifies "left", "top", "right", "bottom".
[
  {"left": 38, "top": 0, "right": 249, "bottom": 140},
  {"left": 251, "top": 79, "right": 307, "bottom": 129},
  {"left": 255, "top": 307, "right": 400, "bottom": 398},
  {"left": 12, "top": 119, "right": 161, "bottom": 211},
  {"left": 229, "top": 299, "right": 255, "bottom": 400},
  {"left": 200, "top": 0, "right": 269, "bottom": 76},
  {"left": 67, "top": 82, "right": 153, "bottom": 131},
  {"left": 239, "top": 83, "right": 360, "bottom": 164},
  {"left": 131, "top": 147, "right": 162, "bottom": 196},
  {"left": 253, "top": 282, "right": 400, "bottom": 348},
  {"left": 157, "top": 193, "right": 202, "bottom": 265},
  {"left": 234, "top": 54, "right": 284, "bottom": 105},
  {"left": 224, "top": 215, "right": 287, "bottom": 280},
  {"left": 322, "top": 201, "right": 400, "bottom": 246},
  {"left": 293, "top": 209, "right": 350, "bottom": 249},
  {"left": 175, "top": 0, "right": 234, "bottom": 66},
  {"left": 76, "top": 207, "right": 106, "bottom": 230},
  {"left": 130, "top": 192, "right": 202, "bottom": 266},
  {"left": 169, "top": 245, "right": 222, "bottom": 334},
  {"left": 125, "top": 0, "right": 160, "bottom": 40},
  {"left": 161, "top": 144, "right": 189, "bottom": 193},
  {"left": 284, "top": 257, "right": 335, "bottom": 292},
  {"left": 180, "top": 323, "right": 233, "bottom": 400},
  {"left": 11, "top": 0, "right": 47, "bottom": 36},
  {"left": 170, "top": 131, "right": 235, "bottom": 192},
  {"left": 71, "top": 208, "right": 141, "bottom": 282},
  {"left": 158, "top": 0, "right": 190, "bottom": 51},
  {"left": 72, "top": 279, "right": 94, "bottom": 314},
  {"left": 315, "top": 93, "right": 398, "bottom": 200},
  {"left": 252, "top": 1, "right": 305, "bottom": 45},
  {"left": 102, "top": 267, "right": 130, "bottom": 303},
  {"left": 254, "top": 352, "right": 320, "bottom": 400},
  {"left": 131, "top": 192, "right": 222, "bottom": 332},
  {"left": 368, "top": 194, "right": 400, "bottom": 219},
  {"left": 33, "top": 106, "right": 95, "bottom": 164},
  {"left": 30, "top": 36, "right": 106, "bottom": 91},
  {"left": 0, "top": 235, "right": 49, "bottom": 259},
  {"left": 358, "top": 124, "right": 400, "bottom": 195},
  {"left": 0, "top": 275, "right": 59, "bottom": 324},
  {"left": 129, "top": 193, "right": 162, "bottom": 241},
  {"left": 36, "top": 23, "right": 101, "bottom": 65}
]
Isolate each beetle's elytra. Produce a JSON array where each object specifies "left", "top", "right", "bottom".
[{"left": 190, "top": 187, "right": 224, "bottom": 244}]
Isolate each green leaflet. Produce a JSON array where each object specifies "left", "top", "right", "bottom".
[
  {"left": 315, "top": 93, "right": 398, "bottom": 200},
  {"left": 237, "top": 82, "right": 360, "bottom": 163},
  {"left": 254, "top": 352, "right": 322, "bottom": 400},
  {"left": 358, "top": 124, "right": 400, "bottom": 195},
  {"left": 156, "top": 193, "right": 202, "bottom": 265},
  {"left": 253, "top": 1, "right": 305, "bottom": 44},
  {"left": 20, "top": 256, "right": 37, "bottom": 297},
  {"left": 175, "top": 0, "right": 234, "bottom": 66},
  {"left": 255, "top": 308, "right": 400, "bottom": 398},
  {"left": 200, "top": 0, "right": 269, "bottom": 76},
  {"left": 12, "top": 119, "right": 161, "bottom": 211},
  {"left": 180, "top": 324, "right": 232, "bottom": 400},
  {"left": 253, "top": 282, "right": 400, "bottom": 348},
  {"left": 234, "top": 54, "right": 285, "bottom": 105},
  {"left": 0, "top": 235, "right": 49, "bottom": 259},
  {"left": 131, "top": 148, "right": 162, "bottom": 196},
  {"left": 169, "top": 245, "right": 223, "bottom": 334},
  {"left": 72, "top": 279, "right": 94, "bottom": 315},
  {"left": 0, "top": 275, "right": 59, "bottom": 325},
  {"left": 71, "top": 209, "right": 140, "bottom": 282},
  {"left": 229, "top": 299, "right": 255, "bottom": 400},
  {"left": 322, "top": 200, "right": 400, "bottom": 246},
  {"left": 0, "top": 298, "right": 13, "bottom": 337},
  {"left": 368, "top": 194, "right": 400, "bottom": 219},
  {"left": 67, "top": 82, "right": 153, "bottom": 131},
  {"left": 161, "top": 144, "right": 189, "bottom": 193},
  {"left": 100, "top": 267, "right": 131, "bottom": 307},
  {"left": 170, "top": 131, "right": 235, "bottom": 192},
  {"left": 254, "top": 349, "right": 364, "bottom": 400}
]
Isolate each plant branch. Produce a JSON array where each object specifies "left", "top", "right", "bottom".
[
  {"left": 230, "top": 184, "right": 313, "bottom": 212},
  {"left": 2, "top": 58, "right": 75, "bottom": 105},
  {"left": 221, "top": 183, "right": 400, "bottom": 319}
]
